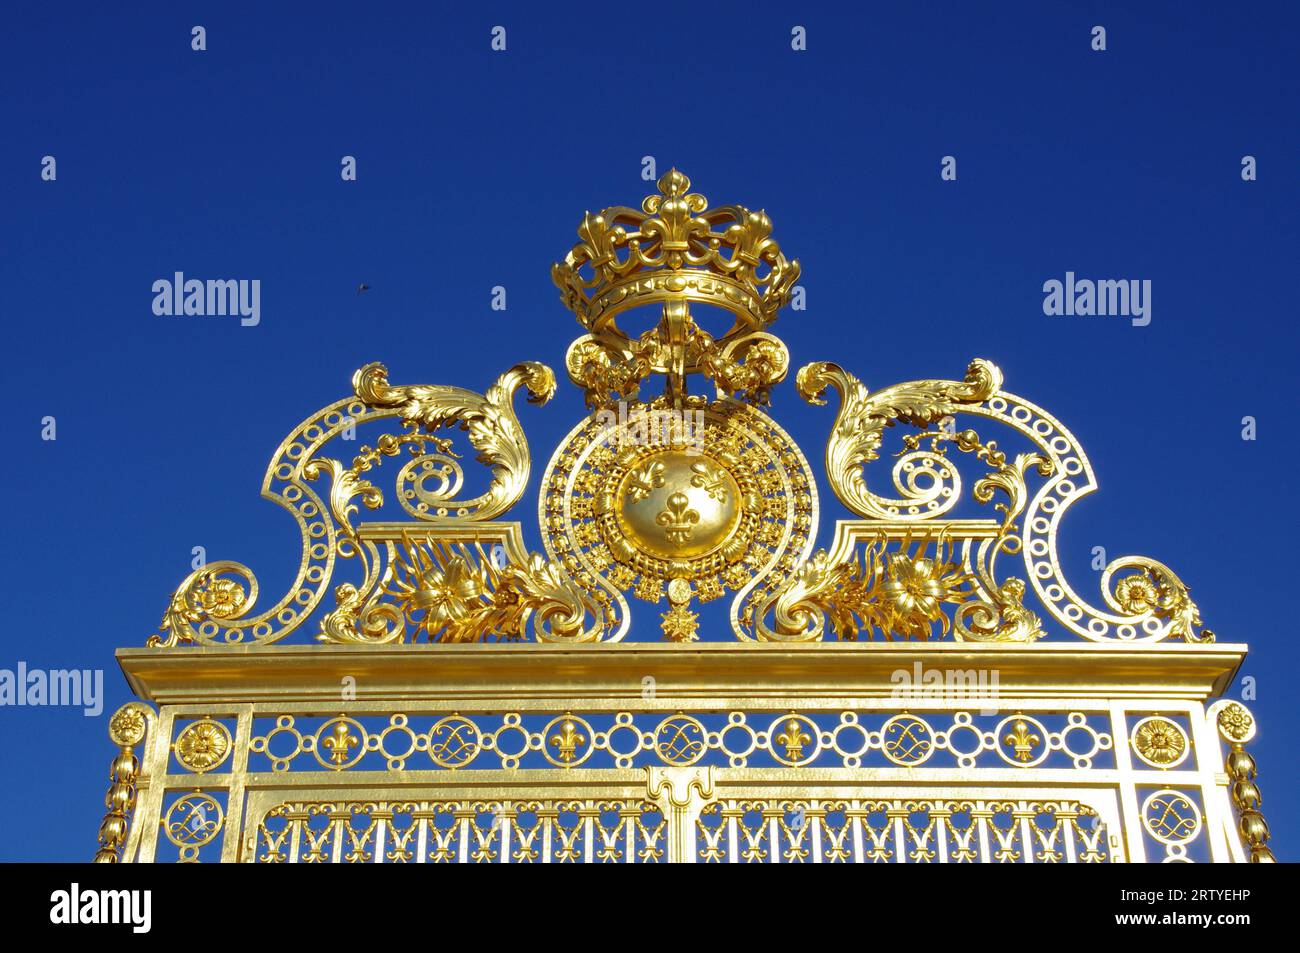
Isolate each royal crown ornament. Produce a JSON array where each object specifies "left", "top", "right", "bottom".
[{"left": 552, "top": 169, "right": 801, "bottom": 407}]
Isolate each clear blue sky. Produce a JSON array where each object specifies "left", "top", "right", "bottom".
[{"left": 1, "top": 1, "right": 1296, "bottom": 861}]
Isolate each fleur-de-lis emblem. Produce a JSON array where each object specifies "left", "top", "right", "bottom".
[
  {"left": 626, "top": 461, "right": 666, "bottom": 503},
  {"left": 656, "top": 492, "right": 699, "bottom": 544},
  {"left": 574, "top": 212, "right": 626, "bottom": 277},
  {"left": 776, "top": 717, "right": 812, "bottom": 761},
  {"left": 689, "top": 461, "right": 728, "bottom": 503},
  {"left": 549, "top": 718, "right": 586, "bottom": 764},
  {"left": 640, "top": 169, "right": 710, "bottom": 269},
  {"left": 1003, "top": 719, "right": 1041, "bottom": 763},
  {"left": 323, "top": 723, "right": 359, "bottom": 765},
  {"left": 722, "top": 209, "right": 777, "bottom": 282}
]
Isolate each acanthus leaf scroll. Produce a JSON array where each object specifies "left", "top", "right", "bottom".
[
  {"left": 785, "top": 357, "right": 1214, "bottom": 645},
  {"left": 149, "top": 361, "right": 608, "bottom": 647}
]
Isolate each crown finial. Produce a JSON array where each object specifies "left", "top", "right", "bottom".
[
  {"left": 646, "top": 168, "right": 694, "bottom": 208},
  {"left": 552, "top": 171, "right": 800, "bottom": 408}
]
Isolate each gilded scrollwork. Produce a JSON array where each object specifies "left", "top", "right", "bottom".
[
  {"left": 150, "top": 562, "right": 259, "bottom": 647},
  {"left": 697, "top": 332, "right": 790, "bottom": 405},
  {"left": 150, "top": 363, "right": 555, "bottom": 647},
  {"left": 754, "top": 423, "right": 1051, "bottom": 643},
  {"left": 933, "top": 430, "right": 1050, "bottom": 642},
  {"left": 351, "top": 360, "right": 555, "bottom": 521},
  {"left": 799, "top": 357, "right": 1214, "bottom": 644},
  {"left": 317, "top": 581, "right": 405, "bottom": 644},
  {"left": 796, "top": 358, "right": 1002, "bottom": 520},
  {"left": 952, "top": 579, "right": 1044, "bottom": 643},
  {"left": 1101, "top": 558, "right": 1214, "bottom": 644},
  {"left": 565, "top": 335, "right": 656, "bottom": 408}
]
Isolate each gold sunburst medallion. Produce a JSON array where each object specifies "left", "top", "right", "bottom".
[{"left": 540, "top": 396, "right": 816, "bottom": 640}]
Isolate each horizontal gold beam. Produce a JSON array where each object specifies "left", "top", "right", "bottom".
[
  {"left": 830, "top": 519, "right": 1004, "bottom": 540},
  {"left": 355, "top": 521, "right": 523, "bottom": 541},
  {"left": 117, "top": 642, "right": 1246, "bottom": 706}
]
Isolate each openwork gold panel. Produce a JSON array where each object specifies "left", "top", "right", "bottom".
[
  {"left": 694, "top": 798, "right": 1113, "bottom": 864},
  {"left": 252, "top": 799, "right": 667, "bottom": 864}
]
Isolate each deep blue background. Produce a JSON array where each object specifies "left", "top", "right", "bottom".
[{"left": 1, "top": 1, "right": 1295, "bottom": 861}]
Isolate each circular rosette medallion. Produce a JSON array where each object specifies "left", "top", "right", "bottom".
[{"left": 540, "top": 396, "right": 816, "bottom": 639}]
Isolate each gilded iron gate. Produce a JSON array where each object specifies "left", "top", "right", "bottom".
[{"left": 93, "top": 171, "right": 1276, "bottom": 864}]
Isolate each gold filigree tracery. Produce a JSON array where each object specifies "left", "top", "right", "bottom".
[{"left": 797, "top": 358, "right": 1214, "bottom": 644}]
